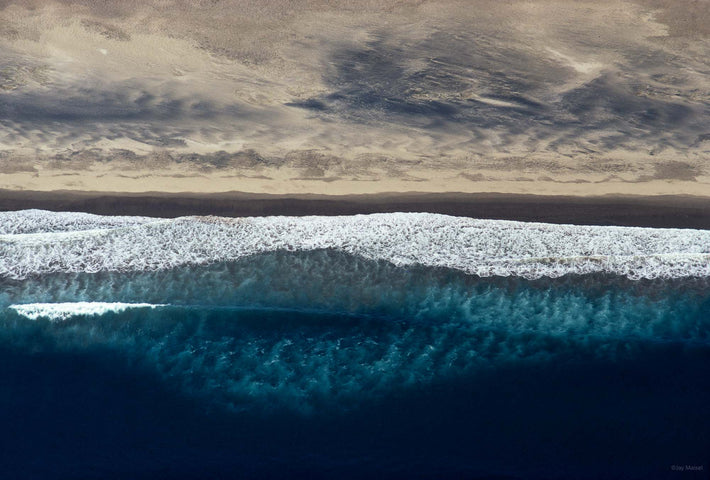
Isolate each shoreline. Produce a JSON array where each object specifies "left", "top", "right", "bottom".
[{"left": 2, "top": 190, "right": 710, "bottom": 229}]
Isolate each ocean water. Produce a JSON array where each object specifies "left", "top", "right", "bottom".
[{"left": 1, "top": 211, "right": 709, "bottom": 479}]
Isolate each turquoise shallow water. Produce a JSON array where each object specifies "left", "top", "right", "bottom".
[{"left": 1, "top": 250, "right": 709, "bottom": 478}]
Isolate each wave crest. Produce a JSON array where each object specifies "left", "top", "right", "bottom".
[{"left": 10, "top": 302, "right": 164, "bottom": 321}]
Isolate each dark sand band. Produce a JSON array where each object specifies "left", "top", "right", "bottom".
[{"left": 2, "top": 190, "right": 709, "bottom": 229}]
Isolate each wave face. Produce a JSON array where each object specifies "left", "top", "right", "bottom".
[
  {"left": 1, "top": 211, "right": 709, "bottom": 479},
  {"left": 2, "top": 210, "right": 710, "bottom": 280}
]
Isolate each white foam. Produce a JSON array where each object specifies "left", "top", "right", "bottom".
[
  {"left": 9, "top": 302, "right": 165, "bottom": 321},
  {"left": 1, "top": 210, "right": 709, "bottom": 280},
  {"left": 0, "top": 209, "right": 155, "bottom": 235}
]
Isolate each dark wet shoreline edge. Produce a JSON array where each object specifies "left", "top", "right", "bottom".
[{"left": 1, "top": 189, "right": 710, "bottom": 229}]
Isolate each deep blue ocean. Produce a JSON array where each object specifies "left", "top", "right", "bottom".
[{"left": 1, "top": 250, "right": 709, "bottom": 479}]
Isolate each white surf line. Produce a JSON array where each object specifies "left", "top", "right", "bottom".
[
  {"left": 2, "top": 211, "right": 710, "bottom": 281},
  {"left": 9, "top": 302, "right": 167, "bottom": 321}
]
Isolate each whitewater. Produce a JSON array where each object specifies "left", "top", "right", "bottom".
[
  {"left": 1, "top": 209, "right": 709, "bottom": 281},
  {"left": 9, "top": 302, "right": 164, "bottom": 321}
]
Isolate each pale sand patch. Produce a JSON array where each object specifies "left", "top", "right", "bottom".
[{"left": 545, "top": 48, "right": 603, "bottom": 75}]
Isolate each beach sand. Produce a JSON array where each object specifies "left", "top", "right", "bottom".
[{"left": 0, "top": 0, "right": 708, "bottom": 225}]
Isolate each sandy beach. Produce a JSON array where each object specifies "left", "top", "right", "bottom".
[{"left": 1, "top": 0, "right": 708, "bottom": 218}]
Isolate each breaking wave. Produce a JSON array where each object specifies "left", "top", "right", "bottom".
[
  {"left": 1, "top": 210, "right": 709, "bottom": 280},
  {"left": 10, "top": 302, "right": 165, "bottom": 321}
]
